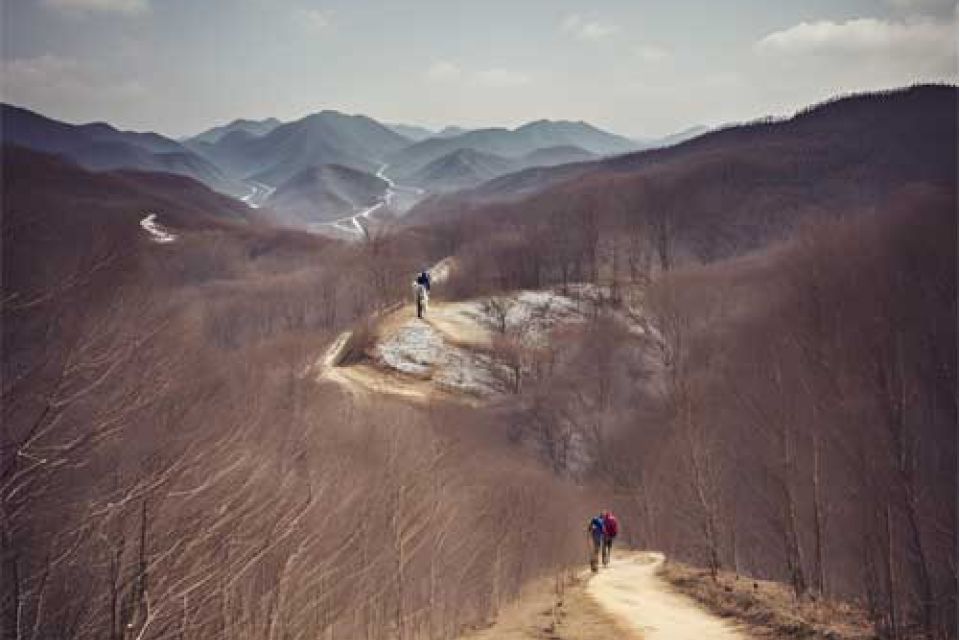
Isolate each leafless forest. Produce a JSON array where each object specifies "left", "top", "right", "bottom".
[{"left": 2, "top": 86, "right": 957, "bottom": 639}]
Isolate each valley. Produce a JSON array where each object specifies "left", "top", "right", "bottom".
[
  {"left": 314, "top": 163, "right": 426, "bottom": 238},
  {"left": 1, "top": 84, "right": 956, "bottom": 640}
]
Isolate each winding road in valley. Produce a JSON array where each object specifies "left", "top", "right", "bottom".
[
  {"left": 322, "top": 163, "right": 425, "bottom": 237},
  {"left": 240, "top": 180, "right": 275, "bottom": 208},
  {"left": 239, "top": 164, "right": 422, "bottom": 238}
]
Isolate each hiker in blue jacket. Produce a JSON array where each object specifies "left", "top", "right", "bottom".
[
  {"left": 415, "top": 270, "right": 431, "bottom": 291},
  {"left": 588, "top": 513, "right": 606, "bottom": 573},
  {"left": 414, "top": 270, "right": 431, "bottom": 318}
]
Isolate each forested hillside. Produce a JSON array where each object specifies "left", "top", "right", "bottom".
[
  {"left": 2, "top": 85, "right": 956, "bottom": 640},
  {"left": 1, "top": 147, "right": 587, "bottom": 639}
]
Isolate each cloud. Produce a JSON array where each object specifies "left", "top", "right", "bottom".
[
  {"left": 474, "top": 68, "right": 530, "bottom": 88},
  {"left": 301, "top": 8, "right": 331, "bottom": 34},
  {"left": 424, "top": 61, "right": 462, "bottom": 82},
  {"left": 885, "top": 0, "right": 956, "bottom": 13},
  {"left": 42, "top": 0, "right": 148, "bottom": 14},
  {"left": 634, "top": 45, "right": 670, "bottom": 62},
  {"left": 755, "top": 16, "right": 956, "bottom": 58},
  {"left": 2, "top": 55, "right": 146, "bottom": 110},
  {"left": 561, "top": 14, "right": 620, "bottom": 41},
  {"left": 423, "top": 62, "right": 529, "bottom": 89}
]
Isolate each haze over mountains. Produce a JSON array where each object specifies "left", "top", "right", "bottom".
[
  {"left": 187, "top": 117, "right": 283, "bottom": 144},
  {"left": 411, "top": 85, "right": 957, "bottom": 261},
  {"left": 4, "top": 86, "right": 952, "bottom": 245},
  {"left": 2, "top": 101, "right": 714, "bottom": 231},
  {"left": 407, "top": 145, "right": 598, "bottom": 193},
  {"left": 263, "top": 164, "right": 389, "bottom": 224},
  {"left": 0, "top": 104, "right": 247, "bottom": 198},
  {"left": 185, "top": 110, "right": 411, "bottom": 186}
]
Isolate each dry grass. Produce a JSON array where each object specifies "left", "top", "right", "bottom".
[{"left": 659, "top": 561, "right": 877, "bottom": 640}]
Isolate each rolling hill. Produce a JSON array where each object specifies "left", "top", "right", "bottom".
[
  {"left": 385, "top": 119, "right": 637, "bottom": 181},
  {"left": 385, "top": 123, "right": 435, "bottom": 141},
  {"left": 518, "top": 144, "right": 597, "bottom": 167},
  {"left": 0, "top": 104, "right": 246, "bottom": 197},
  {"left": 190, "top": 110, "right": 411, "bottom": 187},
  {"left": 409, "top": 84, "right": 958, "bottom": 263},
  {"left": 262, "top": 163, "right": 388, "bottom": 224},
  {"left": 407, "top": 148, "right": 518, "bottom": 192},
  {"left": 186, "top": 117, "right": 283, "bottom": 144},
  {"left": 405, "top": 145, "right": 598, "bottom": 192},
  {"left": 635, "top": 124, "right": 709, "bottom": 149},
  {"left": 0, "top": 104, "right": 246, "bottom": 196}
]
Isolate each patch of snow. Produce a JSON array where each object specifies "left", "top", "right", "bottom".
[
  {"left": 464, "top": 290, "right": 587, "bottom": 346},
  {"left": 375, "top": 322, "right": 444, "bottom": 376},
  {"left": 554, "top": 283, "right": 654, "bottom": 338},
  {"left": 140, "top": 213, "right": 177, "bottom": 244},
  {"left": 428, "top": 257, "right": 455, "bottom": 284},
  {"left": 367, "top": 284, "right": 658, "bottom": 400},
  {"left": 374, "top": 319, "right": 506, "bottom": 396}
]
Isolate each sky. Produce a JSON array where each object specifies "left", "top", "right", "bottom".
[{"left": 1, "top": 0, "right": 957, "bottom": 138}]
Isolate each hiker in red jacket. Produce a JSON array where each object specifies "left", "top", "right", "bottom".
[{"left": 601, "top": 510, "right": 619, "bottom": 566}]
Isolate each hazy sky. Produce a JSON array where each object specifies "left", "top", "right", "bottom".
[{"left": 2, "top": 0, "right": 957, "bottom": 138}]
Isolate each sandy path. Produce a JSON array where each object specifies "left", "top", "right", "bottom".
[
  {"left": 313, "top": 309, "right": 484, "bottom": 405},
  {"left": 587, "top": 552, "right": 749, "bottom": 639}
]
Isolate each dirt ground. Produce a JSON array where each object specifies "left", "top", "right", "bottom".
[
  {"left": 459, "top": 552, "right": 759, "bottom": 640},
  {"left": 459, "top": 571, "right": 641, "bottom": 640},
  {"left": 588, "top": 552, "right": 748, "bottom": 639}
]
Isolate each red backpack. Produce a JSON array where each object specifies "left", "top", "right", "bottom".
[{"left": 603, "top": 513, "right": 619, "bottom": 537}]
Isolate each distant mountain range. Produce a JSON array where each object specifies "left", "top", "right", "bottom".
[
  {"left": 408, "top": 148, "right": 516, "bottom": 193},
  {"left": 184, "top": 110, "right": 409, "bottom": 187},
  {"left": 385, "top": 123, "right": 436, "bottom": 141},
  {"left": 0, "top": 104, "right": 246, "bottom": 197},
  {"left": 635, "top": 125, "right": 709, "bottom": 149},
  {"left": 385, "top": 120, "right": 638, "bottom": 183},
  {"left": 407, "top": 145, "right": 598, "bottom": 192},
  {"left": 436, "top": 126, "right": 472, "bottom": 138},
  {"left": 409, "top": 85, "right": 958, "bottom": 262},
  {"left": 188, "top": 117, "right": 283, "bottom": 144},
  {"left": 3, "top": 101, "right": 714, "bottom": 228}
]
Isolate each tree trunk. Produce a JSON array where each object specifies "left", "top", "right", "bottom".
[
  {"left": 812, "top": 434, "right": 826, "bottom": 597},
  {"left": 885, "top": 504, "right": 900, "bottom": 640}
]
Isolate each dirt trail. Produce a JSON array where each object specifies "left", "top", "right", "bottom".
[
  {"left": 588, "top": 552, "right": 749, "bottom": 639},
  {"left": 458, "top": 552, "right": 750, "bottom": 640},
  {"left": 314, "top": 300, "right": 491, "bottom": 404},
  {"left": 313, "top": 261, "right": 655, "bottom": 405}
]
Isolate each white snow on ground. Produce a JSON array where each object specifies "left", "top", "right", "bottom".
[
  {"left": 375, "top": 322, "right": 444, "bottom": 376},
  {"left": 562, "top": 283, "right": 656, "bottom": 338},
  {"left": 325, "top": 279, "right": 659, "bottom": 401},
  {"left": 140, "top": 213, "right": 177, "bottom": 244},
  {"left": 374, "top": 319, "right": 506, "bottom": 396},
  {"left": 509, "top": 291, "right": 583, "bottom": 340},
  {"left": 449, "top": 289, "right": 589, "bottom": 347},
  {"left": 373, "top": 286, "right": 655, "bottom": 396},
  {"left": 427, "top": 256, "right": 455, "bottom": 284}
]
